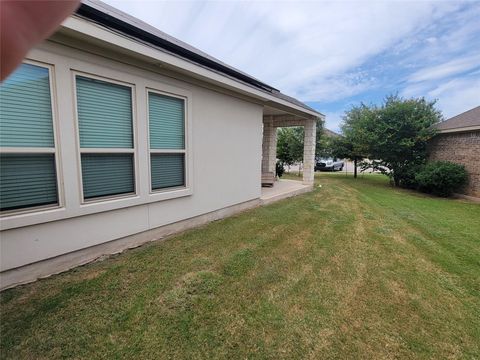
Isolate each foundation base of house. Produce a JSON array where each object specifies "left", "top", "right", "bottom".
[
  {"left": 1, "top": 182, "right": 315, "bottom": 291},
  {"left": 1, "top": 199, "right": 261, "bottom": 291},
  {"left": 453, "top": 193, "right": 480, "bottom": 203}
]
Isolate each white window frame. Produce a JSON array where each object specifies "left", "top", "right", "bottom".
[
  {"left": 72, "top": 71, "right": 138, "bottom": 204},
  {"left": 0, "top": 59, "right": 64, "bottom": 216},
  {"left": 146, "top": 88, "right": 188, "bottom": 194},
  {"left": 1, "top": 48, "right": 194, "bottom": 230}
]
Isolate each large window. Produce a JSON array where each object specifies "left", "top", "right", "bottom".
[
  {"left": 75, "top": 75, "right": 135, "bottom": 200},
  {"left": 0, "top": 62, "right": 59, "bottom": 212},
  {"left": 148, "top": 91, "right": 186, "bottom": 191}
]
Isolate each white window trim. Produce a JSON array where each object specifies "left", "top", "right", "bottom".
[
  {"left": 0, "top": 147, "right": 56, "bottom": 154},
  {"left": 72, "top": 71, "right": 139, "bottom": 204},
  {"left": 146, "top": 88, "right": 189, "bottom": 194},
  {"left": 149, "top": 149, "right": 186, "bottom": 154},
  {"left": 80, "top": 148, "right": 135, "bottom": 154},
  {"left": 1, "top": 50, "right": 194, "bottom": 230},
  {"left": 0, "top": 59, "right": 64, "bottom": 217}
]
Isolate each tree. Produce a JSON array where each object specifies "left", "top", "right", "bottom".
[
  {"left": 276, "top": 118, "right": 324, "bottom": 174},
  {"left": 315, "top": 119, "right": 326, "bottom": 158},
  {"left": 365, "top": 95, "right": 441, "bottom": 187},
  {"left": 330, "top": 105, "right": 371, "bottom": 178},
  {"left": 336, "top": 95, "right": 441, "bottom": 186},
  {"left": 316, "top": 129, "right": 341, "bottom": 158},
  {"left": 277, "top": 127, "right": 303, "bottom": 168},
  {"left": 330, "top": 135, "right": 364, "bottom": 178},
  {"left": 335, "top": 95, "right": 442, "bottom": 187},
  {"left": 316, "top": 136, "right": 333, "bottom": 158}
]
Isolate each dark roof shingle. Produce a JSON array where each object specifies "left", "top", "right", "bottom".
[{"left": 437, "top": 106, "right": 480, "bottom": 132}]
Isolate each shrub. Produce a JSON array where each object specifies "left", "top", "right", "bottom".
[
  {"left": 395, "top": 162, "right": 425, "bottom": 189},
  {"left": 415, "top": 161, "right": 468, "bottom": 197},
  {"left": 276, "top": 161, "right": 285, "bottom": 178}
]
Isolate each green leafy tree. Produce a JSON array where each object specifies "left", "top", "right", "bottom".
[
  {"left": 316, "top": 136, "right": 333, "bottom": 158},
  {"left": 330, "top": 136, "right": 364, "bottom": 178},
  {"left": 338, "top": 95, "right": 442, "bottom": 186},
  {"left": 277, "top": 119, "right": 324, "bottom": 174},
  {"left": 368, "top": 95, "right": 441, "bottom": 187},
  {"left": 316, "top": 130, "right": 340, "bottom": 158},
  {"left": 330, "top": 105, "right": 371, "bottom": 178},
  {"left": 277, "top": 127, "right": 302, "bottom": 166},
  {"left": 314, "top": 119, "right": 327, "bottom": 158}
]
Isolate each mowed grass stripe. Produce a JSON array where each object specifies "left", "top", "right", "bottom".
[{"left": 1, "top": 173, "right": 479, "bottom": 359}]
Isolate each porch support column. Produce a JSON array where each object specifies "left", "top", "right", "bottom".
[
  {"left": 262, "top": 116, "right": 277, "bottom": 174},
  {"left": 303, "top": 118, "right": 316, "bottom": 185}
]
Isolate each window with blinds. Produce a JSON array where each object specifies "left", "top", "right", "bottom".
[
  {"left": 148, "top": 91, "right": 186, "bottom": 191},
  {"left": 76, "top": 75, "right": 135, "bottom": 200},
  {"left": 0, "top": 63, "right": 58, "bottom": 212}
]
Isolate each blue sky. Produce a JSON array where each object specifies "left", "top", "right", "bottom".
[{"left": 104, "top": 0, "right": 480, "bottom": 132}]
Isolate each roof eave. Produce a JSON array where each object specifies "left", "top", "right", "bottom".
[
  {"left": 58, "top": 15, "right": 322, "bottom": 119},
  {"left": 437, "top": 125, "right": 480, "bottom": 134},
  {"left": 76, "top": 1, "right": 278, "bottom": 93}
]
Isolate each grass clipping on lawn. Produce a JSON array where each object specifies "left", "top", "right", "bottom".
[{"left": 1, "top": 174, "right": 479, "bottom": 359}]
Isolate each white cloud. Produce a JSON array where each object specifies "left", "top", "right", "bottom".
[
  {"left": 323, "top": 111, "right": 345, "bottom": 134},
  {"left": 428, "top": 76, "right": 480, "bottom": 119},
  {"left": 103, "top": 0, "right": 479, "bottom": 118},
  {"left": 296, "top": 72, "right": 376, "bottom": 103},
  {"left": 401, "top": 72, "right": 480, "bottom": 119},
  {"left": 401, "top": 82, "right": 433, "bottom": 98},
  {"left": 408, "top": 54, "right": 480, "bottom": 83},
  {"left": 103, "top": 0, "right": 463, "bottom": 100}
]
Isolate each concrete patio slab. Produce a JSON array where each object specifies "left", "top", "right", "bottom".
[{"left": 261, "top": 179, "right": 313, "bottom": 205}]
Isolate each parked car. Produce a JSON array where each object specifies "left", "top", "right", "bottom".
[{"left": 315, "top": 157, "right": 344, "bottom": 171}]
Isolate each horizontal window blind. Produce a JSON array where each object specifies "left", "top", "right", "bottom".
[
  {"left": 151, "top": 154, "right": 185, "bottom": 190},
  {"left": 149, "top": 93, "right": 184, "bottom": 149},
  {"left": 76, "top": 76, "right": 133, "bottom": 148},
  {"left": 0, "top": 63, "right": 54, "bottom": 147},
  {"left": 148, "top": 91, "right": 186, "bottom": 192},
  {"left": 81, "top": 154, "right": 134, "bottom": 199},
  {"left": 0, "top": 154, "right": 57, "bottom": 211},
  {"left": 76, "top": 76, "right": 135, "bottom": 201}
]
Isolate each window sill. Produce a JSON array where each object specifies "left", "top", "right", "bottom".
[
  {"left": 0, "top": 188, "right": 193, "bottom": 231},
  {"left": 0, "top": 206, "right": 68, "bottom": 230}
]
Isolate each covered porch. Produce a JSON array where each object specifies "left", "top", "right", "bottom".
[{"left": 260, "top": 106, "right": 320, "bottom": 201}]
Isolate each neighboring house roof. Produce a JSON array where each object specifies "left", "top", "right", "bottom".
[
  {"left": 436, "top": 106, "right": 480, "bottom": 134},
  {"left": 324, "top": 128, "right": 341, "bottom": 138},
  {"left": 76, "top": 0, "right": 320, "bottom": 116}
]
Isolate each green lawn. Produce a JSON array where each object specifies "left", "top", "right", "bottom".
[{"left": 1, "top": 174, "right": 479, "bottom": 359}]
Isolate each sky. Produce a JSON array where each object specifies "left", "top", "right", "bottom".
[{"left": 104, "top": 0, "right": 480, "bottom": 132}]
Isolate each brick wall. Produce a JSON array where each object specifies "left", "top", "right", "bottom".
[{"left": 428, "top": 130, "right": 480, "bottom": 197}]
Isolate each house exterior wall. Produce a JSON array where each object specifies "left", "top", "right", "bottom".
[
  {"left": 0, "top": 40, "right": 263, "bottom": 273},
  {"left": 428, "top": 130, "right": 480, "bottom": 197}
]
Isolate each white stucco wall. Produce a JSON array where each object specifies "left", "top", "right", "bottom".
[{"left": 0, "top": 40, "right": 263, "bottom": 271}]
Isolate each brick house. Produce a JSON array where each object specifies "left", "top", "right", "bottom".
[{"left": 428, "top": 106, "right": 480, "bottom": 198}]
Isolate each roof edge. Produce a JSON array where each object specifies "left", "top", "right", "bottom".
[
  {"left": 437, "top": 125, "right": 480, "bottom": 134},
  {"left": 60, "top": 14, "right": 321, "bottom": 118},
  {"left": 76, "top": 2, "right": 279, "bottom": 93}
]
